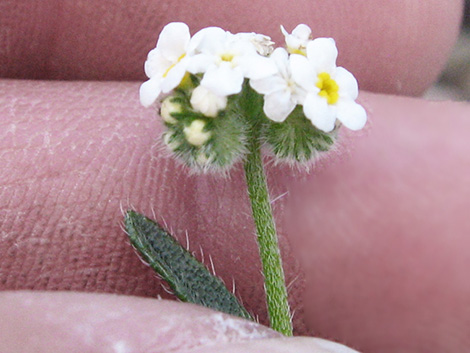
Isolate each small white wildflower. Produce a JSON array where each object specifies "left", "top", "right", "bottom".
[
  {"left": 291, "top": 38, "right": 367, "bottom": 132},
  {"left": 190, "top": 86, "right": 228, "bottom": 117},
  {"left": 250, "top": 48, "right": 307, "bottom": 122},
  {"left": 140, "top": 22, "right": 193, "bottom": 107},
  {"left": 281, "top": 24, "right": 312, "bottom": 55},
  {"left": 187, "top": 27, "right": 277, "bottom": 96},
  {"left": 184, "top": 120, "right": 211, "bottom": 146}
]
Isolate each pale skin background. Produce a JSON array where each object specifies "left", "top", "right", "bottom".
[{"left": 0, "top": 0, "right": 469, "bottom": 352}]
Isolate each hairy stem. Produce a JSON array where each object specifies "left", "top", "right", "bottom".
[{"left": 244, "top": 132, "right": 293, "bottom": 336}]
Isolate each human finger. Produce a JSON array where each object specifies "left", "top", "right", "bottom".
[
  {"left": 0, "top": 0, "right": 463, "bottom": 95},
  {"left": 0, "top": 80, "right": 469, "bottom": 351},
  {"left": 0, "top": 291, "right": 359, "bottom": 353}
]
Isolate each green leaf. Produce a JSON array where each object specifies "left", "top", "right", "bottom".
[{"left": 124, "top": 210, "right": 253, "bottom": 321}]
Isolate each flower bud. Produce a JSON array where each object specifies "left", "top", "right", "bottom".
[
  {"left": 190, "top": 86, "right": 228, "bottom": 118},
  {"left": 184, "top": 119, "right": 211, "bottom": 147},
  {"left": 281, "top": 24, "right": 311, "bottom": 55},
  {"left": 196, "top": 152, "right": 213, "bottom": 167},
  {"left": 163, "top": 131, "right": 181, "bottom": 150},
  {"left": 160, "top": 96, "right": 183, "bottom": 124}
]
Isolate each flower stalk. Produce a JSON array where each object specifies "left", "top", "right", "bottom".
[
  {"left": 137, "top": 22, "right": 367, "bottom": 336},
  {"left": 244, "top": 126, "right": 293, "bottom": 336}
]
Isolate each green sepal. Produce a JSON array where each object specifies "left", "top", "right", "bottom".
[
  {"left": 124, "top": 210, "right": 253, "bottom": 321},
  {"left": 264, "top": 105, "right": 337, "bottom": 164}
]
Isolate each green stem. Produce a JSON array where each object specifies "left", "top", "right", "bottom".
[{"left": 244, "top": 132, "right": 293, "bottom": 336}]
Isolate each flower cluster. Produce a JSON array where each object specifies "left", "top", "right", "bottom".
[{"left": 140, "top": 22, "right": 367, "bottom": 170}]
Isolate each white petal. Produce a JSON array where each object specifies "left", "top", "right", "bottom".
[
  {"left": 290, "top": 54, "right": 317, "bottom": 91},
  {"left": 303, "top": 93, "right": 336, "bottom": 132},
  {"left": 270, "top": 48, "right": 289, "bottom": 76},
  {"left": 263, "top": 91, "right": 296, "bottom": 122},
  {"left": 156, "top": 22, "right": 190, "bottom": 61},
  {"left": 186, "top": 54, "right": 214, "bottom": 74},
  {"left": 306, "top": 38, "right": 338, "bottom": 73},
  {"left": 291, "top": 24, "right": 312, "bottom": 40},
  {"left": 201, "top": 66, "right": 244, "bottom": 96},
  {"left": 189, "top": 27, "right": 228, "bottom": 54},
  {"left": 291, "top": 86, "right": 308, "bottom": 105},
  {"left": 336, "top": 99, "right": 367, "bottom": 130},
  {"left": 249, "top": 49, "right": 292, "bottom": 95},
  {"left": 250, "top": 75, "right": 287, "bottom": 95},
  {"left": 139, "top": 77, "right": 162, "bottom": 107},
  {"left": 240, "top": 54, "right": 278, "bottom": 79},
  {"left": 161, "top": 61, "right": 187, "bottom": 93},
  {"left": 271, "top": 47, "right": 289, "bottom": 62},
  {"left": 144, "top": 49, "right": 169, "bottom": 78},
  {"left": 335, "top": 67, "right": 359, "bottom": 100},
  {"left": 280, "top": 25, "right": 289, "bottom": 38},
  {"left": 230, "top": 35, "right": 259, "bottom": 56}
]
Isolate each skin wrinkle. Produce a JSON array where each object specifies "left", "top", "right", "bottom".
[{"left": 0, "top": 0, "right": 463, "bottom": 95}]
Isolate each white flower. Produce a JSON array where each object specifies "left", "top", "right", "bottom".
[
  {"left": 140, "top": 22, "right": 193, "bottom": 107},
  {"left": 281, "top": 24, "right": 312, "bottom": 55},
  {"left": 250, "top": 48, "right": 307, "bottom": 122},
  {"left": 190, "top": 86, "right": 227, "bottom": 117},
  {"left": 291, "top": 38, "right": 367, "bottom": 132},
  {"left": 187, "top": 27, "right": 277, "bottom": 96}
]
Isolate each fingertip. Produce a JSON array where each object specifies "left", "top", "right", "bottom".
[
  {"left": 175, "top": 337, "right": 360, "bottom": 353},
  {"left": 0, "top": 291, "right": 359, "bottom": 353},
  {"left": 0, "top": 0, "right": 463, "bottom": 95},
  {"left": 0, "top": 291, "right": 279, "bottom": 353}
]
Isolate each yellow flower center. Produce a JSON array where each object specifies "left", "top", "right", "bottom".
[
  {"left": 221, "top": 53, "right": 235, "bottom": 62},
  {"left": 316, "top": 72, "right": 339, "bottom": 105},
  {"left": 288, "top": 47, "right": 307, "bottom": 56},
  {"left": 163, "top": 53, "right": 186, "bottom": 78}
]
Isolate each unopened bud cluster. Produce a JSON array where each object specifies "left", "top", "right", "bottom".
[
  {"left": 157, "top": 84, "right": 248, "bottom": 171},
  {"left": 140, "top": 22, "right": 367, "bottom": 171}
]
